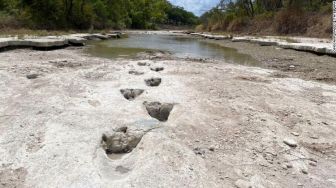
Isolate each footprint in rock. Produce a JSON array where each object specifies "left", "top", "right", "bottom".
[
  {"left": 150, "top": 67, "right": 164, "bottom": 72},
  {"left": 120, "top": 89, "right": 144, "bottom": 100},
  {"left": 88, "top": 100, "right": 101, "bottom": 107},
  {"left": 101, "top": 127, "right": 144, "bottom": 156},
  {"left": 138, "top": 62, "right": 150, "bottom": 66},
  {"left": 143, "top": 101, "right": 174, "bottom": 122},
  {"left": 129, "top": 70, "right": 144, "bottom": 75},
  {"left": 26, "top": 74, "right": 39, "bottom": 79},
  {"left": 115, "top": 165, "right": 130, "bottom": 174},
  {"left": 145, "top": 78, "right": 161, "bottom": 87}
]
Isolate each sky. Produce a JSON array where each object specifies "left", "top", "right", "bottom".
[{"left": 168, "top": 0, "right": 219, "bottom": 16}]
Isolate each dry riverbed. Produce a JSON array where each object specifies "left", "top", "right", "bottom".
[
  {"left": 0, "top": 40, "right": 336, "bottom": 187},
  {"left": 206, "top": 39, "right": 336, "bottom": 84}
]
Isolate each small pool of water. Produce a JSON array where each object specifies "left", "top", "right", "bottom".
[{"left": 87, "top": 34, "right": 260, "bottom": 66}]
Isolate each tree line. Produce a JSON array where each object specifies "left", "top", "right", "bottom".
[
  {"left": 0, "top": 0, "right": 199, "bottom": 30},
  {"left": 200, "top": 0, "right": 333, "bottom": 36}
]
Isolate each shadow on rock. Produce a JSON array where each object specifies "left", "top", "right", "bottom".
[
  {"left": 101, "top": 127, "right": 144, "bottom": 155},
  {"left": 150, "top": 67, "right": 164, "bottom": 72},
  {"left": 143, "top": 101, "right": 174, "bottom": 122},
  {"left": 145, "top": 78, "right": 161, "bottom": 87},
  {"left": 120, "top": 89, "right": 144, "bottom": 101},
  {"left": 129, "top": 70, "right": 144, "bottom": 75},
  {"left": 26, "top": 74, "right": 39, "bottom": 79}
]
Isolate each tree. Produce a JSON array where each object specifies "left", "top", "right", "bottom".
[
  {"left": 166, "top": 5, "right": 198, "bottom": 25},
  {"left": 0, "top": 0, "right": 199, "bottom": 29}
]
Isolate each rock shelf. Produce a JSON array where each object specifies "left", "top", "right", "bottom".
[
  {"left": 188, "top": 32, "right": 336, "bottom": 56},
  {"left": 0, "top": 32, "right": 124, "bottom": 51}
]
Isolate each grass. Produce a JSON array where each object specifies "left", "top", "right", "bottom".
[{"left": 0, "top": 29, "right": 74, "bottom": 37}]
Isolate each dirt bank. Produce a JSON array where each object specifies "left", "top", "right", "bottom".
[
  {"left": 200, "top": 12, "right": 332, "bottom": 39},
  {"left": 206, "top": 39, "right": 336, "bottom": 84},
  {"left": 0, "top": 41, "right": 335, "bottom": 187}
]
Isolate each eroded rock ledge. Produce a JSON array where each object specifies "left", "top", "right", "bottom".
[
  {"left": 0, "top": 32, "right": 123, "bottom": 51},
  {"left": 188, "top": 32, "right": 335, "bottom": 56}
]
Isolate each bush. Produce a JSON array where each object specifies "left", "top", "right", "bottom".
[
  {"left": 247, "top": 12, "right": 274, "bottom": 33},
  {"left": 227, "top": 17, "right": 249, "bottom": 32},
  {"left": 320, "top": 2, "right": 333, "bottom": 14},
  {"left": 274, "top": 8, "right": 307, "bottom": 34},
  {"left": 0, "top": 12, "right": 22, "bottom": 29},
  {"left": 195, "top": 24, "right": 204, "bottom": 32}
]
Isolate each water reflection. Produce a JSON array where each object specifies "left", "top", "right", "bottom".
[{"left": 86, "top": 34, "right": 260, "bottom": 66}]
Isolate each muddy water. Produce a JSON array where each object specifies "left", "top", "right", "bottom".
[{"left": 87, "top": 34, "right": 261, "bottom": 66}]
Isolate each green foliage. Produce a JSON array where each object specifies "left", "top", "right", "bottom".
[
  {"left": 129, "top": 0, "right": 170, "bottom": 29},
  {"left": 166, "top": 5, "right": 198, "bottom": 26},
  {"left": 0, "top": 0, "right": 199, "bottom": 30},
  {"left": 0, "top": 0, "right": 4, "bottom": 10},
  {"left": 320, "top": 2, "right": 333, "bottom": 14},
  {"left": 274, "top": 8, "right": 307, "bottom": 34}
]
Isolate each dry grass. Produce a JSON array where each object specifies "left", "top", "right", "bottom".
[
  {"left": 305, "top": 14, "right": 332, "bottom": 38},
  {"left": 0, "top": 29, "right": 73, "bottom": 37},
  {"left": 274, "top": 8, "right": 308, "bottom": 34},
  {"left": 199, "top": 9, "right": 332, "bottom": 38},
  {"left": 0, "top": 28, "right": 115, "bottom": 38}
]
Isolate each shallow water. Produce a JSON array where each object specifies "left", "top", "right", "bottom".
[{"left": 87, "top": 34, "right": 260, "bottom": 66}]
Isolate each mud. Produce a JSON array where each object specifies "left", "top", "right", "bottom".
[
  {"left": 128, "top": 70, "right": 144, "bottom": 75},
  {"left": 145, "top": 78, "right": 162, "bottom": 87},
  {"left": 150, "top": 67, "right": 164, "bottom": 72},
  {"left": 143, "top": 101, "right": 174, "bottom": 122},
  {"left": 102, "top": 127, "right": 143, "bottom": 154},
  {"left": 26, "top": 74, "right": 39, "bottom": 79},
  {"left": 120, "top": 89, "right": 144, "bottom": 100}
]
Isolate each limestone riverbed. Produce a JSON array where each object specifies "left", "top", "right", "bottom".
[{"left": 0, "top": 33, "right": 336, "bottom": 188}]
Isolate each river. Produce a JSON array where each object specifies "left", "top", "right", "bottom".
[{"left": 86, "top": 34, "right": 260, "bottom": 66}]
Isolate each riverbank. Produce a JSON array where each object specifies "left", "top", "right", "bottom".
[
  {"left": 126, "top": 30, "right": 336, "bottom": 84},
  {"left": 1, "top": 32, "right": 336, "bottom": 187},
  {"left": 205, "top": 39, "right": 336, "bottom": 84},
  {"left": 0, "top": 32, "right": 124, "bottom": 51},
  {"left": 188, "top": 32, "right": 334, "bottom": 56}
]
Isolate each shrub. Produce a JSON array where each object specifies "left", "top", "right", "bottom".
[
  {"left": 248, "top": 12, "right": 274, "bottom": 33},
  {"left": 195, "top": 24, "right": 204, "bottom": 32},
  {"left": 227, "top": 17, "right": 249, "bottom": 32},
  {"left": 0, "top": 12, "right": 22, "bottom": 29},
  {"left": 319, "top": 2, "right": 332, "bottom": 14},
  {"left": 274, "top": 8, "right": 307, "bottom": 34}
]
